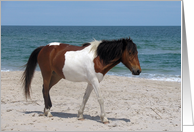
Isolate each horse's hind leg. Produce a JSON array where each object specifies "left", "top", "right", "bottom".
[
  {"left": 42, "top": 84, "right": 53, "bottom": 117},
  {"left": 42, "top": 71, "right": 53, "bottom": 117},
  {"left": 77, "top": 83, "right": 93, "bottom": 120},
  {"left": 42, "top": 72, "right": 61, "bottom": 117}
]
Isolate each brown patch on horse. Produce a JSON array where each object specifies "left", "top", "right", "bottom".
[
  {"left": 93, "top": 56, "right": 121, "bottom": 75},
  {"left": 93, "top": 56, "right": 104, "bottom": 73}
]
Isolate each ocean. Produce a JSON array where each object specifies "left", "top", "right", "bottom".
[{"left": 1, "top": 26, "right": 181, "bottom": 82}]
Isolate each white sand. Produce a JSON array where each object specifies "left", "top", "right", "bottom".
[{"left": 1, "top": 71, "right": 181, "bottom": 131}]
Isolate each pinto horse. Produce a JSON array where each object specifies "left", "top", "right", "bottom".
[{"left": 22, "top": 37, "right": 141, "bottom": 124}]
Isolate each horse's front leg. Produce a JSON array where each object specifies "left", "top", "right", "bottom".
[
  {"left": 92, "top": 79, "right": 109, "bottom": 124},
  {"left": 77, "top": 83, "right": 93, "bottom": 120}
]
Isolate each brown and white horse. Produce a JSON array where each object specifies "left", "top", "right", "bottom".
[{"left": 22, "top": 37, "right": 141, "bottom": 124}]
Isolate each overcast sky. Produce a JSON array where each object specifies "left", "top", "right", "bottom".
[{"left": 1, "top": 1, "right": 181, "bottom": 26}]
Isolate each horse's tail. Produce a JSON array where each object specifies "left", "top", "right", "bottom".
[{"left": 22, "top": 46, "right": 44, "bottom": 99}]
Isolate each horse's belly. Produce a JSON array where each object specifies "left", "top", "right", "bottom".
[
  {"left": 63, "top": 70, "right": 87, "bottom": 82},
  {"left": 62, "top": 62, "right": 88, "bottom": 82}
]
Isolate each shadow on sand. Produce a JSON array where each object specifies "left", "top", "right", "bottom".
[{"left": 24, "top": 111, "right": 130, "bottom": 123}]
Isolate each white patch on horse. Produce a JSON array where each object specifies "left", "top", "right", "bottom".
[
  {"left": 62, "top": 40, "right": 103, "bottom": 83},
  {"left": 48, "top": 42, "right": 60, "bottom": 46}
]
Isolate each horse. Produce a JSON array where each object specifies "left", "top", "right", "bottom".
[{"left": 22, "top": 37, "right": 141, "bottom": 124}]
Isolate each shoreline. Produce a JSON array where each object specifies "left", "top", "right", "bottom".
[
  {"left": 1, "top": 71, "right": 181, "bottom": 131},
  {"left": 1, "top": 70, "right": 181, "bottom": 83}
]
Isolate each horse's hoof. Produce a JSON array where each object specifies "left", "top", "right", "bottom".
[
  {"left": 47, "top": 114, "right": 53, "bottom": 117},
  {"left": 46, "top": 112, "right": 53, "bottom": 117},
  {"left": 78, "top": 118, "right": 85, "bottom": 121},
  {"left": 103, "top": 121, "right": 110, "bottom": 124},
  {"left": 44, "top": 108, "right": 53, "bottom": 117},
  {"left": 100, "top": 116, "right": 109, "bottom": 124}
]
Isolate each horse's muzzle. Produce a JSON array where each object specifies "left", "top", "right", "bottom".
[{"left": 132, "top": 69, "right": 141, "bottom": 75}]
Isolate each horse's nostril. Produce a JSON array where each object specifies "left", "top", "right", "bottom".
[
  {"left": 132, "top": 69, "right": 141, "bottom": 75},
  {"left": 137, "top": 70, "right": 141, "bottom": 74}
]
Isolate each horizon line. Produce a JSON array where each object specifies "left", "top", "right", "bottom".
[{"left": 1, "top": 25, "right": 181, "bottom": 26}]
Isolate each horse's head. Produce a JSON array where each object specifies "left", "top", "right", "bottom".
[{"left": 121, "top": 39, "right": 141, "bottom": 75}]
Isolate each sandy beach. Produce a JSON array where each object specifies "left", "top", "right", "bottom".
[{"left": 1, "top": 71, "right": 181, "bottom": 131}]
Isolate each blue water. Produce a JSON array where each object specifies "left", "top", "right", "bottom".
[{"left": 1, "top": 26, "right": 181, "bottom": 82}]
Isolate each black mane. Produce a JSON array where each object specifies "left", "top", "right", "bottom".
[
  {"left": 82, "top": 43, "right": 91, "bottom": 47},
  {"left": 97, "top": 37, "right": 137, "bottom": 65}
]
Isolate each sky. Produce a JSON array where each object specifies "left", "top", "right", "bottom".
[{"left": 1, "top": 1, "right": 181, "bottom": 26}]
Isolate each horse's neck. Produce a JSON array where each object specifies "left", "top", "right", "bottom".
[
  {"left": 93, "top": 56, "right": 121, "bottom": 75},
  {"left": 102, "top": 58, "right": 121, "bottom": 75}
]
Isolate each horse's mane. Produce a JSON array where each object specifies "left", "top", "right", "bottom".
[
  {"left": 96, "top": 37, "right": 137, "bottom": 65},
  {"left": 82, "top": 43, "right": 90, "bottom": 47}
]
